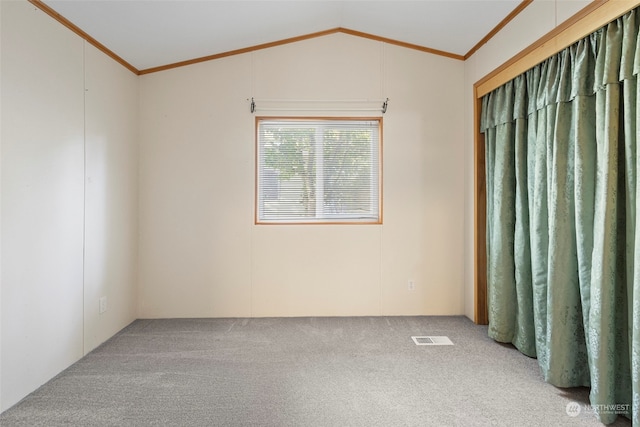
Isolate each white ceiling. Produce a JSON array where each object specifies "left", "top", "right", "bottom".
[{"left": 42, "top": 0, "right": 524, "bottom": 71}]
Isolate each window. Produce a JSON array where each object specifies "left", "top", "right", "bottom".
[{"left": 256, "top": 117, "right": 382, "bottom": 224}]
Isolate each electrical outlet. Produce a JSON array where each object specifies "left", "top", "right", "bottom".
[
  {"left": 408, "top": 280, "right": 415, "bottom": 291},
  {"left": 99, "top": 296, "right": 108, "bottom": 314}
]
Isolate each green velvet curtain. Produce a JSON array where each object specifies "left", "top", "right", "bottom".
[{"left": 480, "top": 8, "right": 640, "bottom": 426}]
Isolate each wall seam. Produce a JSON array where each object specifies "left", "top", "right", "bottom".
[{"left": 82, "top": 40, "right": 87, "bottom": 355}]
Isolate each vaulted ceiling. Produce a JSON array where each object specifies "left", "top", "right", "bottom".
[{"left": 40, "top": 0, "right": 526, "bottom": 72}]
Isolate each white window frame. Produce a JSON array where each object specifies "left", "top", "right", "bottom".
[{"left": 255, "top": 117, "right": 383, "bottom": 225}]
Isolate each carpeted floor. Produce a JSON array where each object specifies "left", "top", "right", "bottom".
[{"left": 0, "top": 316, "right": 632, "bottom": 426}]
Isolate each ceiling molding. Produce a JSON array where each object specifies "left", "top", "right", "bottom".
[
  {"left": 28, "top": 0, "right": 140, "bottom": 75},
  {"left": 138, "top": 28, "right": 343, "bottom": 75},
  {"left": 337, "top": 28, "right": 465, "bottom": 61},
  {"left": 138, "top": 27, "right": 468, "bottom": 75},
  {"left": 28, "top": 0, "right": 533, "bottom": 76},
  {"left": 464, "top": 0, "right": 533, "bottom": 60}
]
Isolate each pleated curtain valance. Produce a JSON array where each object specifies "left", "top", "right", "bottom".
[{"left": 481, "top": 9, "right": 640, "bottom": 131}]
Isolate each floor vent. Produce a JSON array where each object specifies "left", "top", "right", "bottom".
[{"left": 411, "top": 336, "right": 453, "bottom": 346}]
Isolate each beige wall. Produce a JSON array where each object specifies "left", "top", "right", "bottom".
[
  {"left": 0, "top": 0, "right": 138, "bottom": 411},
  {"left": 462, "top": 0, "right": 592, "bottom": 318},
  {"left": 1, "top": 0, "right": 4, "bottom": 410},
  {"left": 83, "top": 43, "right": 139, "bottom": 352},
  {"left": 1, "top": 1, "right": 84, "bottom": 411},
  {"left": 138, "top": 33, "right": 466, "bottom": 318}
]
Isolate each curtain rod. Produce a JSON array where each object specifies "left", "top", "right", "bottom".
[{"left": 248, "top": 97, "right": 389, "bottom": 114}]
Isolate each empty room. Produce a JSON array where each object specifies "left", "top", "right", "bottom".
[{"left": 0, "top": 0, "right": 637, "bottom": 425}]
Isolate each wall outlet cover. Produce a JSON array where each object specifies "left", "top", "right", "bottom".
[{"left": 99, "top": 296, "right": 107, "bottom": 314}]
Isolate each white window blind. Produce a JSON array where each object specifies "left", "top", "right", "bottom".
[{"left": 256, "top": 118, "right": 381, "bottom": 224}]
